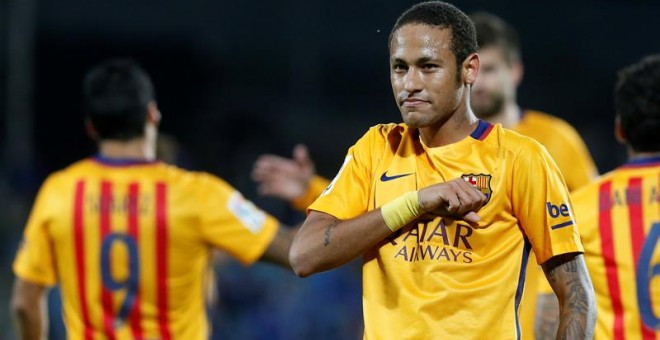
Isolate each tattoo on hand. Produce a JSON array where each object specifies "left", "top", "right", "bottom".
[{"left": 323, "top": 220, "right": 339, "bottom": 247}]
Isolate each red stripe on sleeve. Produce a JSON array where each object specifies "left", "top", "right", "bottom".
[
  {"left": 599, "top": 181, "right": 625, "bottom": 340},
  {"left": 74, "top": 180, "right": 94, "bottom": 340},
  {"left": 155, "top": 183, "right": 172, "bottom": 340},
  {"left": 100, "top": 181, "right": 116, "bottom": 340},
  {"left": 127, "top": 183, "right": 143, "bottom": 339},
  {"left": 627, "top": 178, "right": 657, "bottom": 340}
]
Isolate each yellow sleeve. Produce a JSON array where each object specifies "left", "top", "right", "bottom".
[
  {"left": 308, "top": 127, "right": 377, "bottom": 219},
  {"left": 544, "top": 122, "right": 598, "bottom": 192},
  {"left": 198, "top": 174, "right": 278, "bottom": 266},
  {"left": 511, "top": 139, "right": 584, "bottom": 264},
  {"left": 291, "top": 175, "right": 331, "bottom": 211},
  {"left": 13, "top": 176, "right": 59, "bottom": 286}
]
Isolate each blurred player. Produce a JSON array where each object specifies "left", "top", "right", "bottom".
[
  {"left": 469, "top": 12, "right": 597, "bottom": 191},
  {"left": 288, "top": 1, "right": 596, "bottom": 338},
  {"left": 538, "top": 54, "right": 660, "bottom": 338},
  {"left": 469, "top": 12, "right": 599, "bottom": 339},
  {"left": 10, "top": 59, "right": 295, "bottom": 340}
]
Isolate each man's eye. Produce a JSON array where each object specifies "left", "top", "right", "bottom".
[
  {"left": 393, "top": 64, "right": 408, "bottom": 72},
  {"left": 481, "top": 65, "right": 496, "bottom": 73},
  {"left": 422, "top": 64, "right": 439, "bottom": 70}
]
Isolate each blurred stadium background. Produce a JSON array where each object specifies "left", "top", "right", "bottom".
[{"left": 0, "top": 0, "right": 658, "bottom": 339}]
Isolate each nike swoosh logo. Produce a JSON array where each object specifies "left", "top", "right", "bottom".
[{"left": 380, "top": 171, "right": 414, "bottom": 182}]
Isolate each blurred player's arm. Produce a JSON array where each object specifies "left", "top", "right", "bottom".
[
  {"left": 535, "top": 292, "right": 559, "bottom": 340},
  {"left": 252, "top": 144, "right": 330, "bottom": 210},
  {"left": 290, "top": 178, "right": 486, "bottom": 277},
  {"left": 259, "top": 224, "right": 300, "bottom": 267},
  {"left": 540, "top": 253, "right": 596, "bottom": 339},
  {"left": 10, "top": 278, "right": 48, "bottom": 340}
]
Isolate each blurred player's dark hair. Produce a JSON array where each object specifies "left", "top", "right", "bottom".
[
  {"left": 83, "top": 58, "right": 155, "bottom": 141},
  {"left": 470, "top": 12, "right": 521, "bottom": 65},
  {"left": 614, "top": 54, "right": 660, "bottom": 152},
  {"left": 390, "top": 1, "right": 477, "bottom": 72}
]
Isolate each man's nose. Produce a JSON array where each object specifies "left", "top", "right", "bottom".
[{"left": 403, "top": 69, "right": 423, "bottom": 93}]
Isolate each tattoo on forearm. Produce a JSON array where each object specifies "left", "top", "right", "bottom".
[
  {"left": 323, "top": 220, "right": 339, "bottom": 247},
  {"left": 542, "top": 254, "right": 595, "bottom": 340}
]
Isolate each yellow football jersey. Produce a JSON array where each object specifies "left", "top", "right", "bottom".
[
  {"left": 13, "top": 157, "right": 279, "bottom": 340},
  {"left": 513, "top": 110, "right": 598, "bottom": 339},
  {"left": 308, "top": 121, "right": 584, "bottom": 339},
  {"left": 572, "top": 157, "right": 660, "bottom": 339}
]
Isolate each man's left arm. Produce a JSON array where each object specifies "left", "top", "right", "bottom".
[
  {"left": 541, "top": 252, "right": 596, "bottom": 339},
  {"left": 10, "top": 278, "right": 48, "bottom": 340}
]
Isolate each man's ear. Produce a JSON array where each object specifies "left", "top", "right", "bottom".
[
  {"left": 85, "top": 119, "right": 99, "bottom": 141},
  {"left": 147, "top": 102, "right": 161, "bottom": 125},
  {"left": 614, "top": 115, "right": 626, "bottom": 145},
  {"left": 463, "top": 52, "right": 480, "bottom": 85},
  {"left": 511, "top": 61, "right": 524, "bottom": 87}
]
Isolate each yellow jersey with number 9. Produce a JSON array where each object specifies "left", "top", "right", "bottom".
[{"left": 13, "top": 157, "right": 279, "bottom": 340}]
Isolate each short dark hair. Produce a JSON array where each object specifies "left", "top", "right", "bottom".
[
  {"left": 470, "top": 12, "right": 521, "bottom": 65},
  {"left": 390, "top": 1, "right": 478, "bottom": 68},
  {"left": 614, "top": 54, "right": 660, "bottom": 152},
  {"left": 83, "top": 58, "right": 155, "bottom": 141}
]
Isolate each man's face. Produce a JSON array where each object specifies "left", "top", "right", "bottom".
[
  {"left": 471, "top": 46, "right": 519, "bottom": 118},
  {"left": 390, "top": 24, "right": 464, "bottom": 128}
]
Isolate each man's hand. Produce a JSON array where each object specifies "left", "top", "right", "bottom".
[
  {"left": 252, "top": 144, "right": 315, "bottom": 200},
  {"left": 417, "top": 178, "right": 487, "bottom": 223}
]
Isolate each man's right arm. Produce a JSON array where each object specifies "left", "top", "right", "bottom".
[
  {"left": 289, "top": 209, "right": 393, "bottom": 277},
  {"left": 289, "top": 178, "right": 486, "bottom": 277},
  {"left": 10, "top": 278, "right": 48, "bottom": 340}
]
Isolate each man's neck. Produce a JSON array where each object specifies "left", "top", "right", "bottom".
[
  {"left": 484, "top": 102, "right": 521, "bottom": 129},
  {"left": 98, "top": 138, "right": 154, "bottom": 161},
  {"left": 418, "top": 110, "right": 479, "bottom": 148}
]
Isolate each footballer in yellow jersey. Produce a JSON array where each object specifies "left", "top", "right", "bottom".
[
  {"left": 290, "top": 3, "right": 596, "bottom": 339},
  {"left": 14, "top": 158, "right": 280, "bottom": 340},
  {"left": 306, "top": 121, "right": 584, "bottom": 339},
  {"left": 470, "top": 13, "right": 598, "bottom": 339},
  {"left": 566, "top": 55, "right": 660, "bottom": 340},
  {"left": 10, "top": 59, "right": 294, "bottom": 340}
]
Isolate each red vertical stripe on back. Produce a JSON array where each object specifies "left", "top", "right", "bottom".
[
  {"left": 155, "top": 183, "right": 171, "bottom": 340},
  {"left": 74, "top": 180, "right": 94, "bottom": 340},
  {"left": 100, "top": 181, "right": 116, "bottom": 340},
  {"left": 127, "top": 183, "right": 143, "bottom": 339},
  {"left": 627, "top": 178, "right": 656, "bottom": 340},
  {"left": 599, "top": 181, "right": 625, "bottom": 340}
]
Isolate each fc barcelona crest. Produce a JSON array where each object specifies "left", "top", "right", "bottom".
[{"left": 462, "top": 174, "right": 492, "bottom": 204}]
